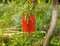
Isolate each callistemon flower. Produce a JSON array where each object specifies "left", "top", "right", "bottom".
[{"left": 22, "top": 14, "right": 35, "bottom": 34}]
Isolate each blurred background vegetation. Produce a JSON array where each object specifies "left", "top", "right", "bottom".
[{"left": 0, "top": 0, "right": 60, "bottom": 46}]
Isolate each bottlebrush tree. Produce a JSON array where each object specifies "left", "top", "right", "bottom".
[{"left": 21, "top": 0, "right": 36, "bottom": 33}]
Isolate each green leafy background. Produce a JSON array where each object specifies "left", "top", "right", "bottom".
[{"left": 0, "top": 0, "right": 60, "bottom": 46}]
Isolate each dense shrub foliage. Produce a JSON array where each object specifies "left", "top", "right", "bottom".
[{"left": 0, "top": 0, "right": 60, "bottom": 46}]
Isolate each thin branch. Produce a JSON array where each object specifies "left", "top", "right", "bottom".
[
  {"left": 43, "top": 0, "right": 58, "bottom": 46},
  {"left": 7, "top": 0, "right": 10, "bottom": 4}
]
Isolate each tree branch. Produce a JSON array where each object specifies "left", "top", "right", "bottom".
[{"left": 43, "top": 0, "right": 58, "bottom": 46}]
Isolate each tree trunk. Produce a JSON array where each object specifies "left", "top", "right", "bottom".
[{"left": 43, "top": 0, "right": 58, "bottom": 46}]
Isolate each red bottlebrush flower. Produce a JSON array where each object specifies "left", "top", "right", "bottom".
[
  {"left": 22, "top": 14, "right": 29, "bottom": 33},
  {"left": 22, "top": 14, "right": 35, "bottom": 34},
  {"left": 28, "top": 14, "right": 35, "bottom": 32}
]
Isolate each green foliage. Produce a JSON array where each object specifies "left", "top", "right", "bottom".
[{"left": 0, "top": 0, "right": 60, "bottom": 46}]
